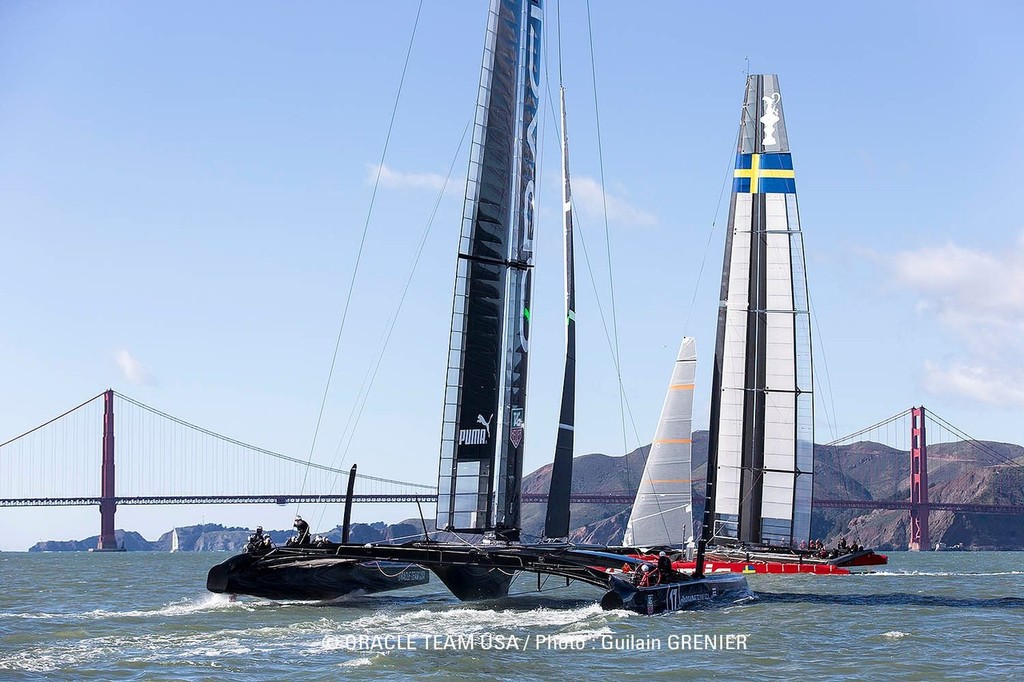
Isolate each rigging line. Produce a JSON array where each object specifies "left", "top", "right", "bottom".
[
  {"left": 811, "top": 282, "right": 835, "bottom": 446},
  {"left": 112, "top": 392, "right": 435, "bottom": 489},
  {"left": 584, "top": 0, "right": 630, "bottom": 462},
  {"left": 570, "top": 208, "right": 644, "bottom": 450},
  {"left": 0, "top": 390, "right": 106, "bottom": 450},
  {"left": 683, "top": 138, "right": 739, "bottom": 335},
  {"left": 296, "top": 0, "right": 426, "bottom": 516},
  {"left": 311, "top": 120, "right": 472, "bottom": 530},
  {"left": 806, "top": 258, "right": 839, "bottom": 445}
]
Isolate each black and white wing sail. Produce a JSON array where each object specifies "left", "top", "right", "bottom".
[
  {"left": 436, "top": 0, "right": 544, "bottom": 536},
  {"left": 707, "top": 74, "right": 813, "bottom": 548}
]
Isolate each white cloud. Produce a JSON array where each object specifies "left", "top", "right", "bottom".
[
  {"left": 367, "top": 163, "right": 458, "bottom": 194},
  {"left": 572, "top": 176, "right": 658, "bottom": 228},
  {"left": 883, "top": 236, "right": 1024, "bottom": 406},
  {"left": 116, "top": 349, "right": 155, "bottom": 386},
  {"left": 923, "top": 361, "right": 1024, "bottom": 407},
  {"left": 368, "top": 166, "right": 655, "bottom": 228}
]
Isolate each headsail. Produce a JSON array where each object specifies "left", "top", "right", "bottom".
[
  {"left": 623, "top": 337, "right": 696, "bottom": 547},
  {"left": 707, "top": 74, "right": 813, "bottom": 548},
  {"left": 436, "top": 0, "right": 544, "bottom": 537},
  {"left": 544, "top": 86, "right": 577, "bottom": 539}
]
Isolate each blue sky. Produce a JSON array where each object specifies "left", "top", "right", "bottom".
[{"left": 2, "top": 1, "right": 1023, "bottom": 551}]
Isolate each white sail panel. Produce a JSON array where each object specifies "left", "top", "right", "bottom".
[
  {"left": 624, "top": 337, "right": 696, "bottom": 547},
  {"left": 760, "top": 469, "right": 795, "bottom": 544},
  {"left": 714, "top": 192, "right": 753, "bottom": 529},
  {"left": 763, "top": 391, "right": 795, "bottom": 472}
]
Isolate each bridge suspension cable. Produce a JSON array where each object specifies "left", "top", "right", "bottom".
[
  {"left": 113, "top": 392, "right": 436, "bottom": 490},
  {"left": 926, "top": 408, "right": 1024, "bottom": 472},
  {"left": 822, "top": 408, "right": 912, "bottom": 447}
]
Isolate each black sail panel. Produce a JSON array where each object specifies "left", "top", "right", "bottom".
[{"left": 496, "top": 0, "right": 543, "bottom": 538}]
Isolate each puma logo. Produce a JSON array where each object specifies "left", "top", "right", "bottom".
[{"left": 476, "top": 413, "right": 493, "bottom": 438}]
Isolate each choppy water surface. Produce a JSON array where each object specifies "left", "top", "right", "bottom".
[{"left": 1, "top": 551, "right": 1022, "bottom": 680}]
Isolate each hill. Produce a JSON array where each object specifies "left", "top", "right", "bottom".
[{"left": 523, "top": 433, "right": 1024, "bottom": 551}]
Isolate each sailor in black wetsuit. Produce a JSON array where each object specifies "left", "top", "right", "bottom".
[
  {"left": 657, "top": 551, "right": 675, "bottom": 581},
  {"left": 246, "top": 526, "right": 269, "bottom": 553},
  {"left": 293, "top": 516, "right": 311, "bottom": 545}
]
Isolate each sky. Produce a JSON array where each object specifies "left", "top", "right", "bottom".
[{"left": 2, "top": 1, "right": 1023, "bottom": 551}]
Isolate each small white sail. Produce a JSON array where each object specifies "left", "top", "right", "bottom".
[{"left": 624, "top": 337, "right": 696, "bottom": 547}]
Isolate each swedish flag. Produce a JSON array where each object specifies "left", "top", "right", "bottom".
[{"left": 733, "top": 153, "right": 796, "bottom": 194}]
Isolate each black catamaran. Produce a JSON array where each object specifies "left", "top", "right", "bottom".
[
  {"left": 211, "top": 0, "right": 756, "bottom": 611},
  {"left": 290, "top": 0, "right": 747, "bottom": 614}
]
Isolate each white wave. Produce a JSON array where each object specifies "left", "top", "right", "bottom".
[
  {"left": 881, "top": 630, "right": 910, "bottom": 639},
  {"left": 341, "top": 657, "right": 375, "bottom": 668},
  {"left": 538, "top": 626, "right": 615, "bottom": 646},
  {"left": 338, "top": 603, "right": 615, "bottom": 640},
  {"left": 0, "top": 594, "right": 260, "bottom": 623},
  {"left": 860, "top": 570, "right": 1024, "bottom": 577}
]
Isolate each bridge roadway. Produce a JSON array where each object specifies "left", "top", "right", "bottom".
[
  {"left": 2, "top": 494, "right": 1023, "bottom": 515},
  {"left": 0, "top": 493, "right": 635, "bottom": 507}
]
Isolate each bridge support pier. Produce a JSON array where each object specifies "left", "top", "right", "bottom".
[
  {"left": 908, "top": 406, "right": 931, "bottom": 551},
  {"left": 97, "top": 389, "right": 118, "bottom": 551}
]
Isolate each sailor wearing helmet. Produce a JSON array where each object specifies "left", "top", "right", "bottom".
[{"left": 293, "top": 516, "right": 310, "bottom": 545}]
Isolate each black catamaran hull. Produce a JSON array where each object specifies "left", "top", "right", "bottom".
[
  {"left": 206, "top": 549, "right": 429, "bottom": 601},
  {"left": 430, "top": 564, "right": 515, "bottom": 601},
  {"left": 601, "top": 573, "right": 750, "bottom": 615},
  {"left": 306, "top": 542, "right": 749, "bottom": 612}
]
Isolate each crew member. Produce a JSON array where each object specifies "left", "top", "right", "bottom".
[
  {"left": 657, "top": 551, "right": 675, "bottom": 581},
  {"left": 634, "top": 563, "right": 655, "bottom": 587},
  {"left": 293, "top": 516, "right": 311, "bottom": 545},
  {"left": 247, "top": 526, "right": 268, "bottom": 552}
]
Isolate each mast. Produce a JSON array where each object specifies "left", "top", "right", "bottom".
[
  {"left": 435, "top": 0, "right": 544, "bottom": 538},
  {"left": 544, "top": 86, "right": 576, "bottom": 539},
  {"left": 706, "top": 74, "right": 813, "bottom": 549},
  {"left": 624, "top": 337, "right": 696, "bottom": 548},
  {"left": 342, "top": 464, "right": 357, "bottom": 544}
]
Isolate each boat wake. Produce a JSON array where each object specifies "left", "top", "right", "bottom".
[
  {"left": 855, "top": 570, "right": 1024, "bottom": 577},
  {"left": 752, "top": 591, "right": 1024, "bottom": 609},
  {"left": 0, "top": 593, "right": 253, "bottom": 622}
]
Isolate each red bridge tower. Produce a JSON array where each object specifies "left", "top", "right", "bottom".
[
  {"left": 97, "top": 389, "right": 118, "bottom": 550},
  {"left": 908, "top": 406, "right": 931, "bottom": 551}
]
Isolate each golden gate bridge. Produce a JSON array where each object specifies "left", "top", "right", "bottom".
[{"left": 2, "top": 390, "right": 1022, "bottom": 551}]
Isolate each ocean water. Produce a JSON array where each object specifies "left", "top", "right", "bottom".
[{"left": 1, "top": 551, "right": 1022, "bottom": 680}]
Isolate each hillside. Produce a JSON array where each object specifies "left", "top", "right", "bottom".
[{"left": 524, "top": 433, "right": 1024, "bottom": 551}]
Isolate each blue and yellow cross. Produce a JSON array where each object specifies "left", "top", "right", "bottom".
[{"left": 733, "top": 153, "right": 796, "bottom": 194}]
